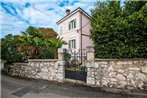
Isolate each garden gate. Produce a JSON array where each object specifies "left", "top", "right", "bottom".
[{"left": 64, "top": 49, "right": 87, "bottom": 82}]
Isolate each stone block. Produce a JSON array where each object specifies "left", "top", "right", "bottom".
[
  {"left": 138, "top": 81, "right": 144, "bottom": 89},
  {"left": 137, "top": 73, "right": 146, "bottom": 81},
  {"left": 96, "top": 81, "right": 100, "bottom": 86},
  {"left": 118, "top": 69, "right": 125, "bottom": 73},
  {"left": 100, "top": 64, "right": 107, "bottom": 68},
  {"left": 119, "top": 81, "right": 126, "bottom": 88},
  {"left": 86, "top": 62, "right": 95, "bottom": 68},
  {"left": 101, "top": 79, "right": 108, "bottom": 86},
  {"left": 110, "top": 78, "right": 117, "bottom": 82},
  {"left": 142, "top": 67, "right": 147, "bottom": 74},
  {"left": 48, "top": 76, "right": 53, "bottom": 81},
  {"left": 128, "top": 67, "right": 140, "bottom": 71},
  {"left": 127, "top": 73, "right": 134, "bottom": 79},
  {"left": 98, "top": 62, "right": 108, "bottom": 65},
  {"left": 115, "top": 65, "right": 123, "bottom": 69},
  {"left": 143, "top": 60, "right": 147, "bottom": 64},
  {"left": 54, "top": 63, "right": 58, "bottom": 69},
  {"left": 58, "top": 68, "right": 64, "bottom": 73},
  {"left": 30, "top": 63, "right": 34, "bottom": 66},
  {"left": 43, "top": 62, "right": 47, "bottom": 65},
  {"left": 95, "top": 63, "right": 99, "bottom": 68},
  {"left": 117, "top": 61, "right": 132, "bottom": 65},
  {"left": 109, "top": 72, "right": 116, "bottom": 78},
  {"left": 40, "top": 63, "right": 43, "bottom": 67},
  {"left": 116, "top": 74, "right": 126, "bottom": 81},
  {"left": 87, "top": 71, "right": 91, "bottom": 77},
  {"left": 56, "top": 74, "right": 64, "bottom": 80},
  {"left": 87, "top": 52, "right": 95, "bottom": 62},
  {"left": 57, "top": 61, "right": 65, "bottom": 66},
  {"left": 108, "top": 65, "right": 114, "bottom": 72},
  {"left": 42, "top": 67, "right": 48, "bottom": 72},
  {"left": 41, "top": 74, "right": 48, "bottom": 80},
  {"left": 87, "top": 77, "right": 95, "bottom": 85}
]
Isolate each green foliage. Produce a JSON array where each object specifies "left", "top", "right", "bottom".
[
  {"left": 20, "top": 26, "right": 46, "bottom": 59},
  {"left": 91, "top": 1, "right": 147, "bottom": 58},
  {"left": 20, "top": 26, "right": 65, "bottom": 59},
  {"left": 39, "top": 47, "right": 55, "bottom": 59},
  {"left": 1, "top": 26, "right": 65, "bottom": 63},
  {"left": 49, "top": 37, "right": 67, "bottom": 58},
  {"left": 1, "top": 34, "right": 26, "bottom": 63},
  {"left": 38, "top": 28, "right": 57, "bottom": 38}
]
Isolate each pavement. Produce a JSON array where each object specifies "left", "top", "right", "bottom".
[{"left": 1, "top": 72, "right": 147, "bottom": 98}]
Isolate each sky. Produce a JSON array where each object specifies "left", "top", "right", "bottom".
[
  {"left": 0, "top": 0, "right": 98, "bottom": 38},
  {"left": 0, "top": 0, "right": 125, "bottom": 38}
]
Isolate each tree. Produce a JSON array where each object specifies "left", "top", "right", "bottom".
[
  {"left": 91, "top": 0, "right": 147, "bottom": 58},
  {"left": 20, "top": 26, "right": 65, "bottom": 59},
  {"left": 20, "top": 26, "right": 50, "bottom": 59},
  {"left": 38, "top": 28, "right": 57, "bottom": 39},
  {"left": 48, "top": 37, "right": 66, "bottom": 58},
  {"left": 1, "top": 34, "right": 25, "bottom": 63},
  {"left": 1, "top": 26, "right": 65, "bottom": 63}
]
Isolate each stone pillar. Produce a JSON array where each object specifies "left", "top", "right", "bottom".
[
  {"left": 58, "top": 48, "right": 65, "bottom": 61},
  {"left": 1, "top": 60, "right": 6, "bottom": 70},
  {"left": 56, "top": 48, "right": 65, "bottom": 82},
  {"left": 86, "top": 46, "right": 96, "bottom": 85},
  {"left": 87, "top": 46, "right": 95, "bottom": 62}
]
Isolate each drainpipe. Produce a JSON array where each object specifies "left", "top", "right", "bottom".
[{"left": 80, "top": 11, "right": 82, "bottom": 64}]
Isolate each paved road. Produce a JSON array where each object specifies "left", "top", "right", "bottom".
[{"left": 1, "top": 73, "right": 146, "bottom": 98}]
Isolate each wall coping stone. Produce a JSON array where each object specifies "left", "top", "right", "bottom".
[
  {"left": 58, "top": 48, "right": 65, "bottom": 53},
  {"left": 0, "top": 60, "right": 7, "bottom": 63},
  {"left": 95, "top": 58, "right": 147, "bottom": 61},
  {"left": 28, "top": 59, "right": 58, "bottom": 62},
  {"left": 14, "top": 63, "right": 28, "bottom": 64}
]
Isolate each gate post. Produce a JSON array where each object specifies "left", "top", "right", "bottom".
[
  {"left": 86, "top": 46, "right": 96, "bottom": 85},
  {"left": 56, "top": 48, "right": 65, "bottom": 82},
  {"left": 58, "top": 48, "right": 65, "bottom": 61},
  {"left": 87, "top": 46, "right": 95, "bottom": 62}
]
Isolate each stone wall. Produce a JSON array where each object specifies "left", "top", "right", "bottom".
[
  {"left": 4, "top": 47, "right": 147, "bottom": 90},
  {"left": 8, "top": 59, "right": 64, "bottom": 82},
  {"left": 87, "top": 59, "right": 147, "bottom": 90},
  {"left": 1, "top": 60, "right": 6, "bottom": 70}
]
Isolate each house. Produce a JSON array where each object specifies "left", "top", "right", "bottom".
[{"left": 56, "top": 7, "right": 93, "bottom": 53}]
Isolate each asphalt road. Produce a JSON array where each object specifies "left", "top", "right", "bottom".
[{"left": 1, "top": 73, "right": 146, "bottom": 98}]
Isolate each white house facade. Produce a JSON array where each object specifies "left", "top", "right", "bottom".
[{"left": 56, "top": 7, "right": 93, "bottom": 52}]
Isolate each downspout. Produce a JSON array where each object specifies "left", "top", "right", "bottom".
[{"left": 80, "top": 11, "right": 82, "bottom": 64}]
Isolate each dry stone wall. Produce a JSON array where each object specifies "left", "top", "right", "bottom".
[
  {"left": 8, "top": 59, "right": 64, "bottom": 82},
  {"left": 87, "top": 59, "right": 147, "bottom": 90}
]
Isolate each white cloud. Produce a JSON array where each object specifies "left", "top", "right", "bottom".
[
  {"left": 1, "top": 0, "right": 96, "bottom": 38},
  {"left": 1, "top": 9, "right": 29, "bottom": 38}
]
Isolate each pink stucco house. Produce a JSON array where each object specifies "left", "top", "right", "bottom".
[{"left": 56, "top": 7, "right": 93, "bottom": 52}]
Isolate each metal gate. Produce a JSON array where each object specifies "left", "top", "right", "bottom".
[{"left": 64, "top": 49, "right": 87, "bottom": 82}]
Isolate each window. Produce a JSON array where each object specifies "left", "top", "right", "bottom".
[
  {"left": 68, "top": 39, "right": 76, "bottom": 49},
  {"left": 69, "top": 19, "right": 76, "bottom": 30}
]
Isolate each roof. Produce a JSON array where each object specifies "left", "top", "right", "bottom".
[{"left": 56, "top": 7, "right": 92, "bottom": 25}]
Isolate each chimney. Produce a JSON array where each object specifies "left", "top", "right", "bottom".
[{"left": 65, "top": 9, "right": 70, "bottom": 15}]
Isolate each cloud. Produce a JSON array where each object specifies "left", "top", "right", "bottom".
[{"left": 1, "top": 0, "right": 96, "bottom": 38}]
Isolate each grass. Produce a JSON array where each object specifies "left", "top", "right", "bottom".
[
  {"left": 65, "top": 67, "right": 80, "bottom": 71},
  {"left": 65, "top": 66, "right": 87, "bottom": 71}
]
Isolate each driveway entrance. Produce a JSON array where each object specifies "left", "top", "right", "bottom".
[{"left": 64, "top": 49, "right": 87, "bottom": 82}]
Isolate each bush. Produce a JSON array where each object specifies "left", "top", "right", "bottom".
[
  {"left": 39, "top": 47, "right": 55, "bottom": 59},
  {"left": 91, "top": 1, "right": 147, "bottom": 58}
]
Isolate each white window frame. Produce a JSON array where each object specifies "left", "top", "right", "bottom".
[
  {"left": 69, "top": 19, "right": 76, "bottom": 30},
  {"left": 68, "top": 39, "right": 76, "bottom": 49}
]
